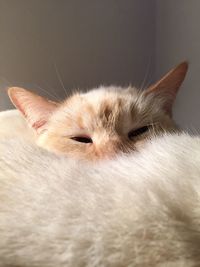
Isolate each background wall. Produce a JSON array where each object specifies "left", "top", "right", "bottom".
[
  {"left": 0, "top": 0, "right": 155, "bottom": 108},
  {"left": 156, "top": 0, "right": 200, "bottom": 131},
  {"left": 0, "top": 1, "right": 200, "bottom": 131}
]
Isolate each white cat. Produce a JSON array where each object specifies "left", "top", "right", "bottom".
[{"left": 0, "top": 133, "right": 200, "bottom": 266}]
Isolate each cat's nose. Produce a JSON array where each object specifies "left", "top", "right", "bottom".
[{"left": 94, "top": 139, "right": 122, "bottom": 159}]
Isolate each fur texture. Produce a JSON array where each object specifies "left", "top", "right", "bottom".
[
  {"left": 0, "top": 133, "right": 200, "bottom": 266},
  {"left": 7, "top": 62, "right": 188, "bottom": 160},
  {"left": 0, "top": 109, "right": 35, "bottom": 140}
]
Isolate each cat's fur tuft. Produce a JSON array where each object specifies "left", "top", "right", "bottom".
[{"left": 0, "top": 133, "right": 200, "bottom": 266}]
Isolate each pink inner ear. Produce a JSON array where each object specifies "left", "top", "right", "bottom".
[
  {"left": 29, "top": 100, "right": 58, "bottom": 131},
  {"left": 32, "top": 120, "right": 47, "bottom": 131},
  {"left": 8, "top": 87, "right": 58, "bottom": 131}
]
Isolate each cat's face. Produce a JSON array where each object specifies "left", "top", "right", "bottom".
[
  {"left": 36, "top": 87, "right": 177, "bottom": 160},
  {"left": 8, "top": 62, "right": 188, "bottom": 160}
]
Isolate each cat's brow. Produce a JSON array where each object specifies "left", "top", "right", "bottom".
[
  {"left": 97, "top": 99, "right": 123, "bottom": 130},
  {"left": 75, "top": 103, "right": 95, "bottom": 129}
]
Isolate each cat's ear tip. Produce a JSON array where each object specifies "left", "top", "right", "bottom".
[
  {"left": 169, "top": 61, "right": 189, "bottom": 80},
  {"left": 180, "top": 60, "right": 188, "bottom": 67},
  {"left": 7, "top": 87, "right": 34, "bottom": 103},
  {"left": 7, "top": 87, "right": 27, "bottom": 97},
  {"left": 177, "top": 61, "right": 189, "bottom": 72},
  {"left": 7, "top": 87, "right": 18, "bottom": 100},
  {"left": 179, "top": 60, "right": 188, "bottom": 65}
]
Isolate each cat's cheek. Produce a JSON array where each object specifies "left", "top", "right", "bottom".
[
  {"left": 36, "top": 134, "right": 58, "bottom": 154},
  {"left": 35, "top": 132, "right": 91, "bottom": 159},
  {"left": 134, "top": 139, "right": 149, "bottom": 151},
  {"left": 35, "top": 132, "right": 67, "bottom": 155}
]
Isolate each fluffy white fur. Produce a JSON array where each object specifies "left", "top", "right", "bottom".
[
  {"left": 0, "top": 109, "right": 35, "bottom": 140},
  {"left": 0, "top": 133, "right": 200, "bottom": 266}
]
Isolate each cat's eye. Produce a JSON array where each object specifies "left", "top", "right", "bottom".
[
  {"left": 128, "top": 126, "right": 150, "bottom": 139},
  {"left": 70, "top": 136, "right": 93, "bottom": 143}
]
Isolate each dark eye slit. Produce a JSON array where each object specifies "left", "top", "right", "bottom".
[
  {"left": 128, "top": 125, "right": 150, "bottom": 139},
  {"left": 71, "top": 136, "right": 93, "bottom": 143}
]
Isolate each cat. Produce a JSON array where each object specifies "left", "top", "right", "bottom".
[
  {"left": 0, "top": 133, "right": 200, "bottom": 266},
  {"left": 7, "top": 62, "right": 188, "bottom": 160}
]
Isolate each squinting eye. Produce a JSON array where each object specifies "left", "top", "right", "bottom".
[
  {"left": 70, "top": 136, "right": 93, "bottom": 143},
  {"left": 128, "top": 126, "right": 149, "bottom": 139}
]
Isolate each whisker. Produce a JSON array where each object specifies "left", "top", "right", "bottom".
[
  {"left": 140, "top": 64, "right": 150, "bottom": 91},
  {"left": 42, "top": 81, "right": 62, "bottom": 100},
  {"left": 140, "top": 54, "right": 153, "bottom": 91},
  {"left": 54, "top": 63, "right": 68, "bottom": 97},
  {"left": 34, "top": 84, "right": 60, "bottom": 102}
]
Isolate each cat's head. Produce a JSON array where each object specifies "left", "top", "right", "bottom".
[{"left": 8, "top": 62, "right": 188, "bottom": 160}]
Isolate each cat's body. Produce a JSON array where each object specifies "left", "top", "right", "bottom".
[
  {"left": 0, "top": 133, "right": 200, "bottom": 266},
  {"left": 0, "top": 109, "right": 35, "bottom": 140}
]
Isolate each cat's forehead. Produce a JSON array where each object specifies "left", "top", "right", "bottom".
[
  {"left": 61, "top": 85, "right": 157, "bottom": 119},
  {"left": 58, "top": 86, "right": 145, "bottom": 125},
  {"left": 80, "top": 86, "right": 139, "bottom": 112},
  {"left": 61, "top": 86, "right": 142, "bottom": 114},
  {"left": 52, "top": 86, "right": 161, "bottom": 129},
  {"left": 82, "top": 86, "right": 140, "bottom": 105}
]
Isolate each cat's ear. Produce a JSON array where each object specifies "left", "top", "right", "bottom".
[
  {"left": 145, "top": 62, "right": 188, "bottom": 116},
  {"left": 8, "top": 87, "right": 58, "bottom": 132}
]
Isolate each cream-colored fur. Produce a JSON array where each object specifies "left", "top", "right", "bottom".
[
  {"left": 0, "top": 133, "right": 200, "bottom": 266},
  {"left": 7, "top": 62, "right": 188, "bottom": 160},
  {"left": 0, "top": 109, "right": 35, "bottom": 140}
]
